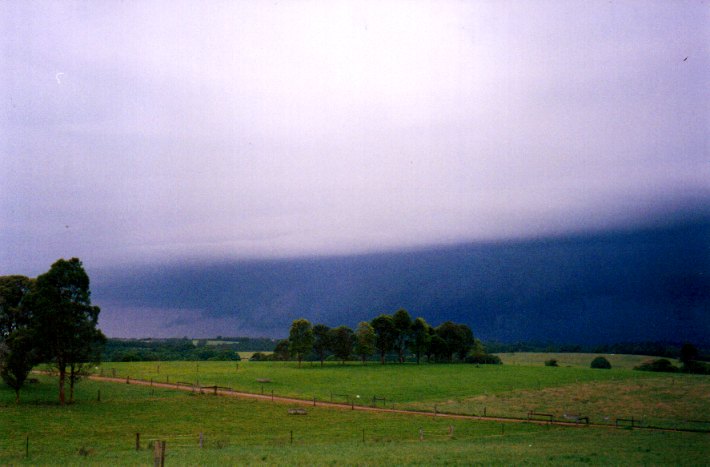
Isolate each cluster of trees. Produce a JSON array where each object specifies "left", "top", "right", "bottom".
[
  {"left": 102, "top": 337, "right": 276, "bottom": 362},
  {"left": 0, "top": 258, "right": 105, "bottom": 404},
  {"left": 103, "top": 338, "right": 240, "bottom": 362},
  {"left": 275, "top": 309, "right": 492, "bottom": 367}
]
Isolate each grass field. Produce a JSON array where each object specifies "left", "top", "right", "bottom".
[
  {"left": 90, "top": 355, "right": 710, "bottom": 431},
  {"left": 495, "top": 352, "right": 657, "bottom": 370},
  {"left": 2, "top": 373, "right": 709, "bottom": 465}
]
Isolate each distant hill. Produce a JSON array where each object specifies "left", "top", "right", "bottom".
[{"left": 93, "top": 219, "right": 709, "bottom": 345}]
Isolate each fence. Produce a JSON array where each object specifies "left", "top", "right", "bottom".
[{"left": 88, "top": 367, "right": 710, "bottom": 433}]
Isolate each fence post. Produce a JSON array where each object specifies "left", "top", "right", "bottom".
[
  {"left": 26, "top": 435, "right": 29, "bottom": 458},
  {"left": 97, "top": 389, "right": 101, "bottom": 402},
  {"left": 362, "top": 428, "right": 365, "bottom": 443},
  {"left": 419, "top": 428, "right": 424, "bottom": 441},
  {"left": 271, "top": 389, "right": 274, "bottom": 401},
  {"left": 313, "top": 396, "right": 316, "bottom": 406},
  {"left": 434, "top": 404, "right": 437, "bottom": 416},
  {"left": 160, "top": 441, "right": 166, "bottom": 467},
  {"left": 126, "top": 376, "right": 130, "bottom": 384},
  {"left": 199, "top": 432, "right": 203, "bottom": 448},
  {"left": 290, "top": 430, "right": 293, "bottom": 444},
  {"left": 483, "top": 406, "right": 486, "bottom": 417},
  {"left": 153, "top": 440, "right": 161, "bottom": 467},
  {"left": 449, "top": 425, "right": 454, "bottom": 438}
]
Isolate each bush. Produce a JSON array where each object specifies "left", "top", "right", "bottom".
[
  {"left": 681, "top": 360, "right": 710, "bottom": 375},
  {"left": 590, "top": 356, "right": 612, "bottom": 369},
  {"left": 250, "top": 352, "right": 274, "bottom": 361},
  {"left": 634, "top": 358, "right": 678, "bottom": 373},
  {"left": 465, "top": 353, "right": 502, "bottom": 365},
  {"left": 544, "top": 359, "right": 558, "bottom": 367}
]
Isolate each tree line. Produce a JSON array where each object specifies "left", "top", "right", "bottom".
[
  {"left": 0, "top": 258, "right": 105, "bottom": 404},
  {"left": 102, "top": 337, "right": 277, "bottom": 362},
  {"left": 267, "top": 309, "right": 498, "bottom": 367}
]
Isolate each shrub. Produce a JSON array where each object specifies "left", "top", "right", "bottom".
[
  {"left": 590, "top": 356, "right": 612, "bottom": 369},
  {"left": 465, "top": 353, "right": 502, "bottom": 365},
  {"left": 544, "top": 359, "right": 558, "bottom": 367},
  {"left": 250, "top": 352, "right": 274, "bottom": 361},
  {"left": 681, "top": 360, "right": 710, "bottom": 375},
  {"left": 634, "top": 358, "right": 678, "bottom": 373}
]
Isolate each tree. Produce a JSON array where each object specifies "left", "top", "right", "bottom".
[
  {"left": 435, "top": 321, "right": 474, "bottom": 362},
  {"left": 354, "top": 321, "right": 376, "bottom": 364},
  {"left": 590, "top": 356, "right": 612, "bottom": 369},
  {"left": 392, "top": 308, "right": 412, "bottom": 363},
  {"left": 410, "top": 317, "right": 431, "bottom": 365},
  {"left": 428, "top": 334, "right": 448, "bottom": 363},
  {"left": 273, "top": 339, "right": 290, "bottom": 361},
  {"left": 312, "top": 324, "right": 332, "bottom": 366},
  {"left": 0, "top": 275, "right": 34, "bottom": 337},
  {"left": 0, "top": 275, "right": 36, "bottom": 402},
  {"left": 288, "top": 318, "right": 313, "bottom": 367},
  {"left": 680, "top": 343, "right": 699, "bottom": 365},
  {"left": 26, "top": 258, "right": 105, "bottom": 405},
  {"left": 329, "top": 326, "right": 354, "bottom": 364},
  {"left": 371, "top": 314, "right": 396, "bottom": 364}
]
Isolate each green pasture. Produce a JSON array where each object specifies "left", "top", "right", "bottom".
[
  {"left": 90, "top": 356, "right": 710, "bottom": 430},
  {"left": 496, "top": 352, "right": 660, "bottom": 370},
  {"left": 2, "top": 374, "right": 709, "bottom": 465}
]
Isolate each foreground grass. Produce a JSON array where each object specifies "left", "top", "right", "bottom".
[{"left": 2, "top": 375, "right": 709, "bottom": 465}]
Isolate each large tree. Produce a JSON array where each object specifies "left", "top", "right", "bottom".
[
  {"left": 273, "top": 339, "right": 290, "bottom": 361},
  {"left": 312, "top": 324, "right": 332, "bottom": 366},
  {"left": 0, "top": 275, "right": 36, "bottom": 402},
  {"left": 27, "top": 258, "right": 105, "bottom": 405},
  {"left": 288, "top": 318, "right": 313, "bottom": 367},
  {"left": 435, "top": 321, "right": 474, "bottom": 362},
  {"left": 370, "top": 314, "right": 396, "bottom": 364},
  {"left": 0, "top": 275, "right": 33, "bottom": 337},
  {"left": 354, "top": 321, "right": 376, "bottom": 364},
  {"left": 410, "top": 317, "right": 431, "bottom": 365},
  {"left": 392, "top": 308, "right": 412, "bottom": 363},
  {"left": 329, "top": 325, "right": 354, "bottom": 364}
]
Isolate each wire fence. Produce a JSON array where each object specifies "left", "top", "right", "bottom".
[{"left": 46, "top": 367, "right": 710, "bottom": 434}]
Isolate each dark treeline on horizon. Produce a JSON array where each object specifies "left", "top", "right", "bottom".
[
  {"left": 99, "top": 337, "right": 710, "bottom": 363},
  {"left": 102, "top": 336, "right": 276, "bottom": 362}
]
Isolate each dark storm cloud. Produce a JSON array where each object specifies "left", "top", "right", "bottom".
[{"left": 1, "top": 1, "right": 708, "bottom": 275}]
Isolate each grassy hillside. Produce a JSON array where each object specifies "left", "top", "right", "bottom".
[
  {"left": 496, "top": 352, "right": 657, "bottom": 370},
  {"left": 2, "top": 374, "right": 709, "bottom": 465}
]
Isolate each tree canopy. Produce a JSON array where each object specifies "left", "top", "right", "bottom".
[
  {"left": 26, "top": 258, "right": 105, "bottom": 404},
  {"left": 288, "top": 318, "right": 313, "bottom": 367}
]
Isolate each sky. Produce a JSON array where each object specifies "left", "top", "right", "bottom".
[{"left": 2, "top": 0, "right": 708, "bottom": 277}]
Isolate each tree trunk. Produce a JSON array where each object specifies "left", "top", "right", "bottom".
[
  {"left": 14, "top": 389, "right": 20, "bottom": 404},
  {"left": 380, "top": 351, "right": 385, "bottom": 364},
  {"left": 58, "top": 365, "right": 66, "bottom": 405},
  {"left": 69, "top": 365, "right": 75, "bottom": 403}
]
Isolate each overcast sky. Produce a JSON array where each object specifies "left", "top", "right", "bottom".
[{"left": 2, "top": 0, "right": 708, "bottom": 276}]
